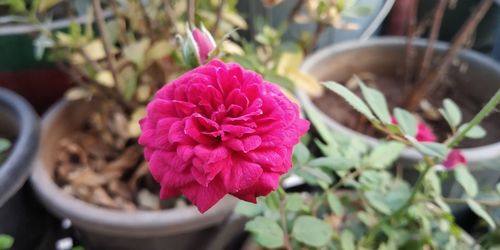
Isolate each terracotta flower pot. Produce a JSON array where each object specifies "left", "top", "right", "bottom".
[
  {"left": 0, "top": 88, "right": 42, "bottom": 249},
  {"left": 30, "top": 99, "right": 238, "bottom": 250},
  {"left": 297, "top": 37, "right": 500, "bottom": 197}
]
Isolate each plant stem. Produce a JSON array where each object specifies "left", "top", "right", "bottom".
[
  {"left": 404, "top": 0, "right": 493, "bottom": 111},
  {"left": 403, "top": 0, "right": 419, "bottom": 88},
  {"left": 306, "top": 22, "right": 326, "bottom": 55},
  {"left": 418, "top": 0, "right": 448, "bottom": 80},
  {"left": 211, "top": 0, "right": 226, "bottom": 34},
  {"left": 163, "top": 0, "right": 179, "bottom": 33},
  {"left": 187, "top": 0, "right": 195, "bottom": 28},
  {"left": 448, "top": 89, "right": 500, "bottom": 148},
  {"left": 288, "top": 0, "right": 304, "bottom": 22},
  {"left": 92, "top": 0, "right": 121, "bottom": 91},
  {"left": 365, "top": 160, "right": 433, "bottom": 245},
  {"left": 277, "top": 187, "right": 293, "bottom": 250}
]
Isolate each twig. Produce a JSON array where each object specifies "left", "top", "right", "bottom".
[
  {"left": 288, "top": 0, "right": 304, "bottom": 22},
  {"left": 278, "top": 187, "right": 293, "bottom": 250},
  {"left": 77, "top": 48, "right": 103, "bottom": 72},
  {"left": 137, "top": 0, "right": 153, "bottom": 35},
  {"left": 403, "top": 0, "right": 419, "bottom": 87},
  {"left": 306, "top": 22, "right": 327, "bottom": 55},
  {"left": 211, "top": 0, "right": 226, "bottom": 34},
  {"left": 418, "top": 0, "right": 448, "bottom": 80},
  {"left": 187, "top": 0, "right": 195, "bottom": 28},
  {"left": 443, "top": 197, "right": 500, "bottom": 207},
  {"left": 109, "top": 0, "right": 129, "bottom": 45},
  {"left": 404, "top": 0, "right": 494, "bottom": 111},
  {"left": 163, "top": 0, "right": 179, "bottom": 33},
  {"left": 92, "top": 0, "right": 121, "bottom": 89}
]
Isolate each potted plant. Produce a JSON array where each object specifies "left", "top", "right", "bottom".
[
  {"left": 236, "top": 82, "right": 500, "bottom": 249},
  {"left": 296, "top": 0, "right": 500, "bottom": 197},
  {"left": 29, "top": 1, "right": 247, "bottom": 249},
  {"left": 238, "top": 0, "right": 395, "bottom": 51},
  {"left": 0, "top": 88, "right": 40, "bottom": 250}
]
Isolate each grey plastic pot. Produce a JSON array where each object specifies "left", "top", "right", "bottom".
[
  {"left": 297, "top": 37, "right": 500, "bottom": 197},
  {"left": 237, "top": 0, "right": 395, "bottom": 49},
  {"left": 30, "top": 99, "right": 238, "bottom": 250},
  {"left": 0, "top": 88, "right": 42, "bottom": 249}
]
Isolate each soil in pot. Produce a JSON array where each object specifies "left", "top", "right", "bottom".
[
  {"left": 312, "top": 69, "right": 500, "bottom": 148},
  {"left": 51, "top": 102, "right": 182, "bottom": 211}
]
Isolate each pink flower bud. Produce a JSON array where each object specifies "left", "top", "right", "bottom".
[
  {"left": 442, "top": 149, "right": 467, "bottom": 170},
  {"left": 391, "top": 117, "right": 436, "bottom": 142},
  {"left": 191, "top": 27, "right": 216, "bottom": 64}
]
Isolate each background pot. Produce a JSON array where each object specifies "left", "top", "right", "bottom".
[
  {"left": 31, "top": 99, "right": 238, "bottom": 250},
  {"left": 0, "top": 88, "right": 42, "bottom": 249},
  {"left": 237, "top": 0, "right": 395, "bottom": 49},
  {"left": 297, "top": 37, "right": 500, "bottom": 197}
]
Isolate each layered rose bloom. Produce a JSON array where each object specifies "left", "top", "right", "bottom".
[{"left": 139, "top": 60, "right": 309, "bottom": 212}]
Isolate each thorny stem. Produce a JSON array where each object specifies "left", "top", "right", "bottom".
[
  {"left": 92, "top": 0, "right": 121, "bottom": 93},
  {"left": 447, "top": 90, "right": 500, "bottom": 148},
  {"left": 404, "top": 0, "right": 494, "bottom": 111},
  {"left": 211, "top": 0, "right": 226, "bottom": 34},
  {"left": 418, "top": 0, "right": 448, "bottom": 80},
  {"left": 403, "top": 0, "right": 419, "bottom": 88},
  {"left": 277, "top": 187, "right": 293, "bottom": 250}
]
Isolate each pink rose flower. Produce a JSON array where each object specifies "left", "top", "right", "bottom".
[
  {"left": 442, "top": 149, "right": 467, "bottom": 170},
  {"left": 139, "top": 60, "right": 309, "bottom": 213},
  {"left": 391, "top": 117, "right": 436, "bottom": 142}
]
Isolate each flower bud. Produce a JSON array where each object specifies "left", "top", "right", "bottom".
[{"left": 182, "top": 24, "right": 216, "bottom": 68}]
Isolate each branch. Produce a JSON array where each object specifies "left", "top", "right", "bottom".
[
  {"left": 306, "top": 22, "right": 327, "bottom": 55},
  {"left": 403, "top": 0, "right": 419, "bottom": 87},
  {"left": 187, "top": 0, "right": 195, "bottom": 28},
  {"left": 418, "top": 0, "right": 448, "bottom": 80},
  {"left": 404, "top": 0, "right": 494, "bottom": 111},
  {"left": 92, "top": 0, "right": 121, "bottom": 89},
  {"left": 211, "top": 0, "right": 226, "bottom": 34},
  {"left": 288, "top": 0, "right": 304, "bottom": 22}
]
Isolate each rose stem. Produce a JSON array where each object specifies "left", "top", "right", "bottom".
[{"left": 404, "top": 0, "right": 494, "bottom": 111}]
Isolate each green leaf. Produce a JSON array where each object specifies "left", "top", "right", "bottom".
[
  {"left": 454, "top": 165, "right": 478, "bottom": 197},
  {"left": 291, "top": 216, "right": 333, "bottom": 247},
  {"left": 365, "top": 191, "right": 392, "bottom": 214},
  {"left": 358, "top": 78, "right": 391, "bottom": 124},
  {"left": 340, "top": 230, "right": 356, "bottom": 250},
  {"left": 265, "top": 191, "right": 280, "bottom": 211},
  {"left": 235, "top": 201, "right": 262, "bottom": 217},
  {"left": 0, "top": 234, "right": 14, "bottom": 250},
  {"left": 365, "top": 141, "right": 405, "bottom": 169},
  {"left": 442, "top": 99, "right": 462, "bottom": 127},
  {"left": 263, "top": 72, "right": 295, "bottom": 91},
  {"left": 0, "top": 138, "right": 11, "bottom": 153},
  {"left": 425, "top": 169, "right": 442, "bottom": 196},
  {"left": 466, "top": 199, "right": 496, "bottom": 229},
  {"left": 37, "top": 0, "right": 62, "bottom": 13},
  {"left": 327, "top": 192, "right": 344, "bottom": 216},
  {"left": 293, "top": 143, "right": 310, "bottom": 165},
  {"left": 245, "top": 217, "right": 284, "bottom": 249},
  {"left": 322, "top": 81, "right": 375, "bottom": 120},
  {"left": 285, "top": 193, "right": 304, "bottom": 212},
  {"left": 413, "top": 141, "right": 449, "bottom": 159},
  {"left": 302, "top": 97, "right": 337, "bottom": 149},
  {"left": 458, "top": 123, "right": 486, "bottom": 139},
  {"left": 393, "top": 108, "right": 417, "bottom": 137},
  {"left": 296, "top": 167, "right": 333, "bottom": 185},
  {"left": 309, "top": 157, "right": 355, "bottom": 171}
]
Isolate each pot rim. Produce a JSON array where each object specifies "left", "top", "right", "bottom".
[
  {"left": 30, "top": 99, "right": 236, "bottom": 237},
  {"left": 298, "top": 36, "right": 500, "bottom": 164},
  {"left": 0, "top": 88, "right": 39, "bottom": 206}
]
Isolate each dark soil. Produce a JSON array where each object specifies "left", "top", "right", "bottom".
[{"left": 313, "top": 74, "right": 500, "bottom": 148}]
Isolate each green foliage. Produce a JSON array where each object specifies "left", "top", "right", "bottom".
[
  {"left": 322, "top": 81, "right": 375, "bottom": 120},
  {"left": 440, "top": 98, "right": 462, "bottom": 129},
  {"left": 364, "top": 141, "right": 405, "bottom": 169},
  {"left": 245, "top": 217, "right": 284, "bottom": 249},
  {"left": 454, "top": 165, "right": 478, "bottom": 197},
  {"left": 393, "top": 108, "right": 417, "bottom": 137},
  {"left": 467, "top": 199, "right": 496, "bottom": 229},
  {"left": 291, "top": 216, "right": 333, "bottom": 247},
  {"left": 0, "top": 234, "right": 14, "bottom": 250},
  {"left": 358, "top": 78, "right": 391, "bottom": 124}
]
